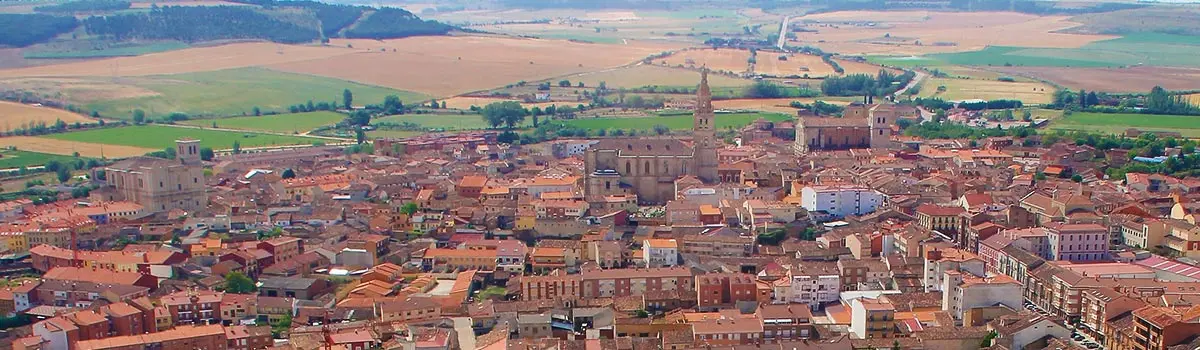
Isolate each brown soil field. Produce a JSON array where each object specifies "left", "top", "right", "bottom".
[
  {"left": 270, "top": 36, "right": 676, "bottom": 97},
  {"left": 755, "top": 53, "right": 836, "bottom": 77},
  {"left": 442, "top": 97, "right": 568, "bottom": 110},
  {"left": 569, "top": 64, "right": 754, "bottom": 88},
  {"left": 0, "top": 101, "right": 95, "bottom": 127},
  {"left": 986, "top": 66, "right": 1200, "bottom": 93},
  {"left": 919, "top": 77, "right": 1054, "bottom": 104},
  {"left": 0, "top": 136, "right": 152, "bottom": 158},
  {"left": 0, "top": 77, "right": 160, "bottom": 101},
  {"left": 0, "top": 42, "right": 353, "bottom": 78},
  {"left": 788, "top": 11, "right": 1114, "bottom": 55},
  {"left": 713, "top": 98, "right": 850, "bottom": 114},
  {"left": 658, "top": 48, "right": 750, "bottom": 74}
]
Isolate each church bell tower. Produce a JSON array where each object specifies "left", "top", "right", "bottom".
[{"left": 694, "top": 69, "right": 719, "bottom": 183}]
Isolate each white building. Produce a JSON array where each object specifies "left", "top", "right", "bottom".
[
  {"left": 923, "top": 248, "right": 986, "bottom": 292},
  {"left": 788, "top": 264, "right": 841, "bottom": 309},
  {"left": 990, "top": 315, "right": 1071, "bottom": 349},
  {"left": 849, "top": 297, "right": 895, "bottom": 340},
  {"left": 942, "top": 271, "right": 1023, "bottom": 320},
  {"left": 800, "top": 185, "right": 884, "bottom": 219},
  {"left": 642, "top": 239, "right": 679, "bottom": 267}
]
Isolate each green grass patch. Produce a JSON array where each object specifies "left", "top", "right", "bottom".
[
  {"left": 23, "top": 41, "right": 190, "bottom": 59},
  {"left": 181, "top": 111, "right": 345, "bottom": 134},
  {"left": 44, "top": 125, "right": 326, "bottom": 150},
  {"left": 375, "top": 113, "right": 514, "bottom": 131},
  {"left": 85, "top": 67, "right": 429, "bottom": 120},
  {"left": 866, "top": 55, "right": 943, "bottom": 68},
  {"left": 563, "top": 112, "right": 791, "bottom": 131},
  {"left": 1049, "top": 112, "right": 1200, "bottom": 137},
  {"left": 910, "top": 33, "right": 1200, "bottom": 68},
  {"left": 0, "top": 150, "right": 84, "bottom": 169}
]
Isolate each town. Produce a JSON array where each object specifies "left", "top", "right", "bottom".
[{"left": 0, "top": 72, "right": 1197, "bottom": 350}]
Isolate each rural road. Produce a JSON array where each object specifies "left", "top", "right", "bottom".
[
  {"left": 776, "top": 16, "right": 791, "bottom": 50},
  {"left": 893, "top": 70, "right": 927, "bottom": 100}
]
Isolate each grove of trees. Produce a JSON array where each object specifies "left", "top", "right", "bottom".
[
  {"left": 0, "top": 14, "right": 78, "bottom": 47},
  {"left": 83, "top": 6, "right": 320, "bottom": 43},
  {"left": 344, "top": 7, "right": 452, "bottom": 39},
  {"left": 35, "top": 0, "right": 130, "bottom": 13}
]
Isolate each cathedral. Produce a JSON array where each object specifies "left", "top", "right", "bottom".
[
  {"left": 584, "top": 71, "right": 720, "bottom": 204},
  {"left": 792, "top": 102, "right": 914, "bottom": 154}
]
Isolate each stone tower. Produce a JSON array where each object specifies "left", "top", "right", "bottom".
[
  {"left": 867, "top": 105, "right": 892, "bottom": 149},
  {"left": 693, "top": 69, "right": 719, "bottom": 183},
  {"left": 175, "top": 139, "right": 202, "bottom": 165}
]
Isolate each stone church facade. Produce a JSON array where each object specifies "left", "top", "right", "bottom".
[
  {"left": 585, "top": 71, "right": 720, "bottom": 204},
  {"left": 793, "top": 103, "right": 914, "bottom": 154}
]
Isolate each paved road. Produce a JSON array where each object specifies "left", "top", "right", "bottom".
[
  {"left": 893, "top": 70, "right": 927, "bottom": 100},
  {"left": 776, "top": 16, "right": 791, "bottom": 49}
]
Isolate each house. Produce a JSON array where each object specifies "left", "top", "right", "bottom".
[
  {"left": 986, "top": 312, "right": 1070, "bottom": 349},
  {"left": 258, "top": 277, "right": 328, "bottom": 300},
  {"left": 160, "top": 290, "right": 222, "bottom": 326},
  {"left": 941, "top": 271, "right": 1022, "bottom": 320},
  {"left": 642, "top": 239, "right": 679, "bottom": 267},
  {"left": 850, "top": 297, "right": 895, "bottom": 339},
  {"left": 800, "top": 185, "right": 884, "bottom": 219}
]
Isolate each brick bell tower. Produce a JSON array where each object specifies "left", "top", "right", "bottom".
[{"left": 693, "top": 69, "right": 719, "bottom": 183}]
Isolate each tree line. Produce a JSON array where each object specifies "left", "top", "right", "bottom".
[
  {"left": 0, "top": 14, "right": 78, "bottom": 47},
  {"left": 83, "top": 6, "right": 320, "bottom": 43},
  {"left": 35, "top": 0, "right": 130, "bottom": 13},
  {"left": 1049, "top": 86, "right": 1200, "bottom": 116},
  {"left": 820, "top": 69, "right": 916, "bottom": 97},
  {"left": 343, "top": 8, "right": 452, "bottom": 39}
]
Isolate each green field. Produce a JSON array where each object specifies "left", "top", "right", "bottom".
[
  {"left": 181, "top": 111, "right": 345, "bottom": 134},
  {"left": 23, "top": 42, "right": 190, "bottom": 59},
  {"left": 85, "top": 67, "right": 429, "bottom": 120},
  {"left": 563, "top": 112, "right": 791, "bottom": 131},
  {"left": 44, "top": 125, "right": 327, "bottom": 150},
  {"left": 375, "top": 113, "right": 514, "bottom": 131},
  {"left": 0, "top": 150, "right": 84, "bottom": 169},
  {"left": 1049, "top": 112, "right": 1200, "bottom": 137},
  {"left": 877, "top": 33, "right": 1200, "bottom": 69}
]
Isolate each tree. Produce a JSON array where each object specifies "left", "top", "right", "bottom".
[
  {"left": 1079, "top": 89, "right": 1088, "bottom": 108},
  {"left": 429, "top": 99, "right": 438, "bottom": 109},
  {"left": 56, "top": 167, "right": 71, "bottom": 184},
  {"left": 199, "top": 147, "right": 214, "bottom": 161},
  {"left": 348, "top": 110, "right": 370, "bottom": 126},
  {"left": 382, "top": 95, "right": 403, "bottom": 115},
  {"left": 652, "top": 124, "right": 670, "bottom": 135},
  {"left": 1071, "top": 174, "right": 1083, "bottom": 183},
  {"left": 281, "top": 168, "right": 296, "bottom": 179},
  {"left": 400, "top": 202, "right": 419, "bottom": 215},
  {"left": 558, "top": 80, "right": 571, "bottom": 87},
  {"left": 132, "top": 109, "right": 145, "bottom": 124},
  {"left": 355, "top": 129, "right": 366, "bottom": 144},
  {"left": 342, "top": 89, "right": 353, "bottom": 109},
  {"left": 481, "top": 101, "right": 527, "bottom": 130},
  {"left": 1086, "top": 91, "right": 1099, "bottom": 107},
  {"left": 532, "top": 114, "right": 539, "bottom": 128},
  {"left": 224, "top": 271, "right": 255, "bottom": 293},
  {"left": 232, "top": 140, "right": 241, "bottom": 154}
]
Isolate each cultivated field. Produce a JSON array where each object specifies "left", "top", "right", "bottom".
[
  {"left": 0, "top": 136, "right": 153, "bottom": 158},
  {"left": 755, "top": 53, "right": 837, "bottom": 77},
  {"left": 564, "top": 112, "right": 791, "bottom": 131},
  {"left": 269, "top": 36, "right": 681, "bottom": 97},
  {"left": 788, "top": 11, "right": 1114, "bottom": 56},
  {"left": 441, "top": 97, "right": 567, "bottom": 111},
  {"left": 0, "top": 42, "right": 355, "bottom": 78},
  {"left": 0, "top": 101, "right": 95, "bottom": 129},
  {"left": 658, "top": 48, "right": 751, "bottom": 74},
  {"left": 442, "top": 8, "right": 772, "bottom": 45},
  {"left": 568, "top": 64, "right": 754, "bottom": 89},
  {"left": 1050, "top": 112, "right": 1200, "bottom": 137},
  {"left": 374, "top": 114, "right": 507, "bottom": 131},
  {"left": 988, "top": 66, "right": 1200, "bottom": 92},
  {"left": 25, "top": 68, "right": 422, "bottom": 119},
  {"left": 43, "top": 125, "right": 324, "bottom": 150},
  {"left": 181, "top": 111, "right": 346, "bottom": 134},
  {"left": 0, "top": 149, "right": 88, "bottom": 169},
  {"left": 919, "top": 77, "right": 1054, "bottom": 104}
]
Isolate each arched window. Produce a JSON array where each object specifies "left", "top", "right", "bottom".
[
  {"left": 664, "top": 161, "right": 670, "bottom": 174},
  {"left": 625, "top": 162, "right": 631, "bottom": 174},
  {"left": 644, "top": 161, "right": 651, "bottom": 174}
]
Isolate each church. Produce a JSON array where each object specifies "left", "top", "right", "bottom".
[
  {"left": 792, "top": 102, "right": 914, "bottom": 154},
  {"left": 584, "top": 71, "right": 720, "bottom": 204}
]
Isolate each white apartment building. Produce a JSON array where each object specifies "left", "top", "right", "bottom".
[{"left": 800, "top": 185, "right": 884, "bottom": 219}]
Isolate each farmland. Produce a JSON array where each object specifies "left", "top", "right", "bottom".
[
  {"left": 919, "top": 77, "right": 1054, "bottom": 104},
  {"left": 1049, "top": 112, "right": 1200, "bottom": 138},
  {"left": 563, "top": 112, "right": 791, "bottom": 131},
  {"left": 659, "top": 49, "right": 752, "bottom": 74},
  {"left": 568, "top": 65, "right": 754, "bottom": 89},
  {"left": 987, "top": 66, "right": 1200, "bottom": 92},
  {"left": 0, "top": 101, "right": 95, "bottom": 129},
  {"left": 0, "top": 136, "right": 153, "bottom": 158},
  {"left": 375, "top": 113, "right": 507, "bottom": 131},
  {"left": 0, "top": 149, "right": 86, "bottom": 169},
  {"left": 0, "top": 42, "right": 355, "bottom": 78},
  {"left": 43, "top": 125, "right": 325, "bottom": 150},
  {"left": 269, "top": 36, "right": 682, "bottom": 97},
  {"left": 441, "top": 8, "right": 772, "bottom": 45},
  {"left": 180, "top": 111, "right": 347, "bottom": 134},
  {"left": 787, "top": 11, "right": 1113, "bottom": 56},
  {"left": 713, "top": 98, "right": 851, "bottom": 114},
  {"left": 77, "top": 68, "right": 423, "bottom": 119},
  {"left": 22, "top": 42, "right": 191, "bottom": 59}
]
